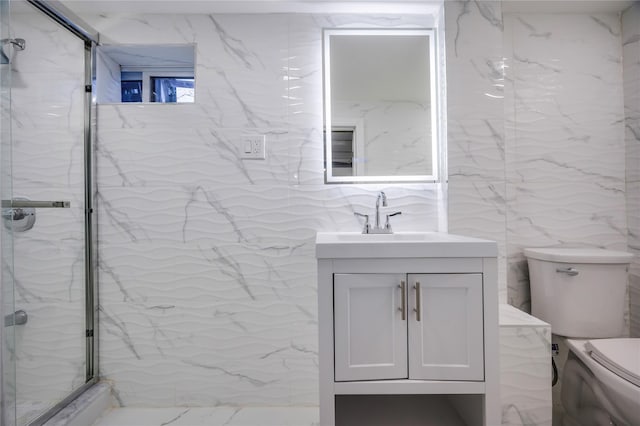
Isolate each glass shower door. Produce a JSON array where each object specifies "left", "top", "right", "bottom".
[
  {"left": 5, "top": 3, "right": 90, "bottom": 425},
  {"left": 1, "top": 0, "right": 16, "bottom": 424}
]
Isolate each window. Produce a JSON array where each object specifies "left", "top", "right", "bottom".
[
  {"left": 96, "top": 44, "right": 196, "bottom": 104},
  {"left": 150, "top": 77, "right": 194, "bottom": 103}
]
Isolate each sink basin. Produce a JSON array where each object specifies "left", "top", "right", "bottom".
[
  {"left": 327, "top": 232, "right": 436, "bottom": 242},
  {"left": 316, "top": 232, "right": 497, "bottom": 259}
]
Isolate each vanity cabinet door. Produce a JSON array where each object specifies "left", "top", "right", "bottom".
[
  {"left": 334, "top": 274, "right": 408, "bottom": 381},
  {"left": 408, "top": 274, "right": 484, "bottom": 381}
]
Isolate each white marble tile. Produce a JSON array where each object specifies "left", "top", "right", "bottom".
[
  {"left": 630, "top": 273, "right": 640, "bottom": 338},
  {"left": 447, "top": 177, "right": 507, "bottom": 302},
  {"left": 10, "top": 74, "right": 85, "bottom": 132},
  {"left": 11, "top": 128, "right": 85, "bottom": 189},
  {"left": 10, "top": 9, "right": 84, "bottom": 75},
  {"left": 499, "top": 305, "right": 552, "bottom": 426},
  {"left": 92, "top": 407, "right": 320, "bottom": 426},
  {"left": 506, "top": 14, "right": 624, "bottom": 186},
  {"left": 96, "top": 14, "right": 288, "bottom": 128},
  {"left": 507, "top": 180, "right": 627, "bottom": 249},
  {"left": 96, "top": 182, "right": 438, "bottom": 406},
  {"left": 503, "top": 12, "right": 627, "bottom": 313},
  {"left": 445, "top": 0, "right": 508, "bottom": 304},
  {"left": 445, "top": 1, "right": 505, "bottom": 181},
  {"left": 623, "top": 2, "right": 640, "bottom": 339},
  {"left": 623, "top": 4, "right": 640, "bottom": 184},
  {"left": 97, "top": 127, "right": 290, "bottom": 188},
  {"left": 44, "top": 383, "right": 112, "bottom": 426}
]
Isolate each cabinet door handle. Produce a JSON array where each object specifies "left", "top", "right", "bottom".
[
  {"left": 414, "top": 282, "right": 421, "bottom": 321},
  {"left": 398, "top": 281, "right": 406, "bottom": 321}
]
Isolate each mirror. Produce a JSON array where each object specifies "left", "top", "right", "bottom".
[
  {"left": 96, "top": 44, "right": 195, "bottom": 104},
  {"left": 323, "top": 29, "right": 438, "bottom": 183}
]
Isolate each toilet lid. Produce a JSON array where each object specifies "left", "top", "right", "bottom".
[{"left": 586, "top": 339, "right": 640, "bottom": 387}]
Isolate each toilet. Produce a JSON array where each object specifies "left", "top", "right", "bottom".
[{"left": 524, "top": 247, "right": 639, "bottom": 426}]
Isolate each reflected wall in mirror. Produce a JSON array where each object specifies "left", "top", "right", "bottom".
[
  {"left": 96, "top": 44, "right": 195, "bottom": 104},
  {"left": 323, "top": 29, "right": 438, "bottom": 183}
]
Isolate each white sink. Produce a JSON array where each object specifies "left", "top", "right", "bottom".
[{"left": 315, "top": 232, "right": 497, "bottom": 259}]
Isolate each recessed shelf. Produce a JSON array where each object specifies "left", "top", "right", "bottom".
[{"left": 335, "top": 394, "right": 484, "bottom": 426}]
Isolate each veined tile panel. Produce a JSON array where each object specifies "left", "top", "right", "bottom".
[
  {"left": 499, "top": 305, "right": 552, "bottom": 426},
  {"left": 97, "top": 180, "right": 440, "bottom": 406},
  {"left": 627, "top": 181, "right": 640, "bottom": 254},
  {"left": 507, "top": 181, "right": 627, "bottom": 249},
  {"left": 445, "top": 1, "right": 505, "bottom": 181},
  {"left": 448, "top": 177, "right": 507, "bottom": 301},
  {"left": 92, "top": 407, "right": 320, "bottom": 426},
  {"left": 503, "top": 13, "right": 627, "bottom": 313},
  {"left": 623, "top": 4, "right": 640, "bottom": 183},
  {"left": 445, "top": 1, "right": 507, "bottom": 301},
  {"left": 97, "top": 127, "right": 290, "bottom": 188},
  {"left": 506, "top": 14, "right": 624, "bottom": 185},
  {"left": 631, "top": 274, "right": 640, "bottom": 337},
  {"left": 624, "top": 3, "right": 640, "bottom": 338}
]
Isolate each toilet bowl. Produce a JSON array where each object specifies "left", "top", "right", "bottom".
[
  {"left": 523, "top": 247, "right": 637, "bottom": 426},
  {"left": 562, "top": 339, "right": 640, "bottom": 426}
]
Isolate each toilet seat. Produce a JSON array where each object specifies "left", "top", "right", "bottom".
[
  {"left": 565, "top": 339, "right": 640, "bottom": 426},
  {"left": 586, "top": 339, "right": 640, "bottom": 387}
]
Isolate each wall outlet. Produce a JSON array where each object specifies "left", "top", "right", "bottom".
[{"left": 240, "top": 135, "right": 266, "bottom": 160}]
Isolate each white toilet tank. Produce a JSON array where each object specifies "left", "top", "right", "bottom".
[{"left": 524, "top": 248, "right": 633, "bottom": 338}]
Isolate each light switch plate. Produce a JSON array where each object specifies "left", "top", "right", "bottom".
[{"left": 240, "top": 135, "right": 266, "bottom": 160}]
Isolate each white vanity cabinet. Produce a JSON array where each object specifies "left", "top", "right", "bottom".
[
  {"left": 316, "top": 232, "right": 499, "bottom": 426},
  {"left": 334, "top": 273, "right": 484, "bottom": 382}
]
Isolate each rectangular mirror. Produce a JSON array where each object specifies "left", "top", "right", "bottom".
[
  {"left": 96, "top": 44, "right": 195, "bottom": 104},
  {"left": 323, "top": 29, "right": 438, "bottom": 183}
]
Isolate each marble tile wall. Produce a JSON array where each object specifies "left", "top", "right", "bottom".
[
  {"left": 623, "top": 3, "right": 640, "bottom": 338},
  {"left": 503, "top": 12, "right": 628, "bottom": 313},
  {"left": 444, "top": 1, "right": 509, "bottom": 303},
  {"left": 9, "top": 8, "right": 88, "bottom": 424},
  {"left": 499, "top": 305, "right": 551, "bottom": 426},
  {"left": 86, "top": 0, "right": 632, "bottom": 411},
  {"left": 90, "top": 13, "right": 443, "bottom": 407}
]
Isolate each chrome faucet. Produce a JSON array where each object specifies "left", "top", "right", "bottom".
[
  {"left": 375, "top": 191, "right": 387, "bottom": 230},
  {"left": 354, "top": 191, "right": 402, "bottom": 234}
]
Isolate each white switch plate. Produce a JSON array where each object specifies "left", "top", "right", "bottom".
[{"left": 240, "top": 135, "right": 266, "bottom": 160}]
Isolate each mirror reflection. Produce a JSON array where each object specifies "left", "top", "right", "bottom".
[{"left": 324, "top": 29, "right": 438, "bottom": 183}]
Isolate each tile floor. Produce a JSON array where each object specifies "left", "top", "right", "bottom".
[{"left": 91, "top": 407, "right": 320, "bottom": 426}]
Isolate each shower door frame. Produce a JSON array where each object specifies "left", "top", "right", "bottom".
[{"left": 17, "top": 1, "right": 100, "bottom": 425}]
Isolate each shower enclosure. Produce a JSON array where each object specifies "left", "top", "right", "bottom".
[{"left": 0, "top": 1, "right": 98, "bottom": 425}]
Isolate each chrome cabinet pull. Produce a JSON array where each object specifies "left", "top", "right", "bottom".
[
  {"left": 414, "top": 282, "right": 421, "bottom": 321},
  {"left": 556, "top": 267, "right": 579, "bottom": 276},
  {"left": 398, "top": 281, "right": 406, "bottom": 320}
]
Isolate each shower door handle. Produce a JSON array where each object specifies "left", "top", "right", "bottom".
[
  {"left": 1, "top": 199, "right": 70, "bottom": 232},
  {"left": 1, "top": 200, "right": 70, "bottom": 208},
  {"left": 4, "top": 309, "right": 28, "bottom": 327}
]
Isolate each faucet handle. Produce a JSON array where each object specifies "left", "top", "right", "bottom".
[
  {"left": 385, "top": 211, "right": 402, "bottom": 231},
  {"left": 354, "top": 212, "right": 370, "bottom": 234}
]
